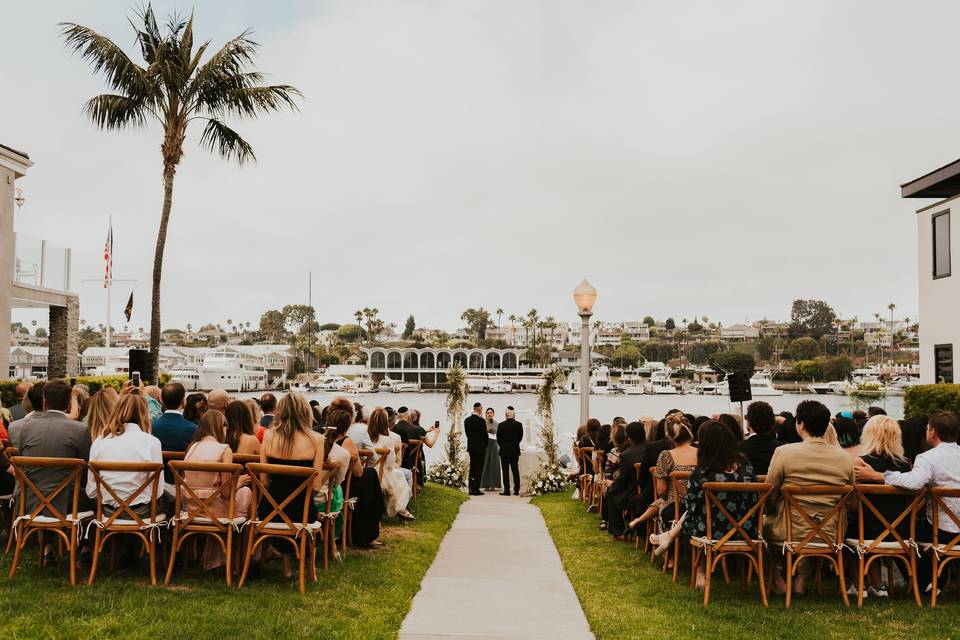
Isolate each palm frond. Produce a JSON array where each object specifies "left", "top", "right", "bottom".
[
  {"left": 59, "top": 23, "right": 152, "bottom": 96},
  {"left": 190, "top": 32, "right": 260, "bottom": 97},
  {"left": 199, "top": 118, "right": 255, "bottom": 165},
  {"left": 131, "top": 3, "right": 163, "bottom": 64},
  {"left": 208, "top": 84, "right": 302, "bottom": 119},
  {"left": 83, "top": 94, "right": 151, "bottom": 129}
]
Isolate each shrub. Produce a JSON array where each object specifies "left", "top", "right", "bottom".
[
  {"left": 1, "top": 373, "right": 171, "bottom": 408},
  {"left": 904, "top": 384, "right": 960, "bottom": 420}
]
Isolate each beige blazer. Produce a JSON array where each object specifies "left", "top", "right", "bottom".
[{"left": 763, "top": 437, "right": 854, "bottom": 543}]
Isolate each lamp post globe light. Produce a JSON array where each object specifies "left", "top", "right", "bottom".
[{"left": 573, "top": 279, "right": 597, "bottom": 425}]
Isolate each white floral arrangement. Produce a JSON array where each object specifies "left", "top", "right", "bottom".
[
  {"left": 427, "top": 460, "right": 467, "bottom": 488},
  {"left": 528, "top": 462, "right": 570, "bottom": 496}
]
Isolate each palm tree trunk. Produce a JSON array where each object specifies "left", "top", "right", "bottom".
[{"left": 150, "top": 164, "right": 176, "bottom": 379}]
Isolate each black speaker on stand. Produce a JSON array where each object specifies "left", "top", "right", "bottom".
[
  {"left": 727, "top": 372, "right": 753, "bottom": 404},
  {"left": 128, "top": 349, "right": 153, "bottom": 383}
]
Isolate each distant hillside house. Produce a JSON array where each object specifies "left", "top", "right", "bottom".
[{"left": 720, "top": 324, "right": 760, "bottom": 342}]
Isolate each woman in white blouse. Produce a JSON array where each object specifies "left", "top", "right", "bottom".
[
  {"left": 367, "top": 407, "right": 414, "bottom": 521},
  {"left": 86, "top": 393, "right": 164, "bottom": 516}
]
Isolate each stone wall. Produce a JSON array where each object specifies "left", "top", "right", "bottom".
[{"left": 48, "top": 295, "right": 79, "bottom": 378}]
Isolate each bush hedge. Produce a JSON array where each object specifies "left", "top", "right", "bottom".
[
  {"left": 904, "top": 383, "right": 960, "bottom": 420},
  {"left": 1, "top": 373, "right": 171, "bottom": 408}
]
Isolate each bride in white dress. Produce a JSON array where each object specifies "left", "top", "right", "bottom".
[{"left": 367, "top": 407, "right": 414, "bottom": 521}]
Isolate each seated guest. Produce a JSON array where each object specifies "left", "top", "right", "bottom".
[
  {"left": 855, "top": 410, "right": 960, "bottom": 593},
  {"left": 898, "top": 415, "right": 928, "bottom": 463},
  {"left": 833, "top": 412, "right": 862, "bottom": 460},
  {"left": 183, "top": 393, "right": 207, "bottom": 424},
  {"left": 317, "top": 410, "right": 357, "bottom": 544},
  {"left": 259, "top": 392, "right": 326, "bottom": 576},
  {"left": 867, "top": 406, "right": 887, "bottom": 418},
  {"left": 603, "top": 421, "right": 647, "bottom": 539},
  {"left": 368, "top": 407, "right": 415, "bottom": 521},
  {"left": 717, "top": 413, "right": 744, "bottom": 443},
  {"left": 849, "top": 414, "right": 912, "bottom": 597},
  {"left": 775, "top": 411, "right": 802, "bottom": 445},
  {"left": 259, "top": 392, "right": 277, "bottom": 428},
  {"left": 332, "top": 405, "right": 384, "bottom": 549},
  {"left": 9, "top": 379, "right": 92, "bottom": 521},
  {"left": 152, "top": 383, "right": 196, "bottom": 452},
  {"left": 739, "top": 401, "right": 780, "bottom": 475},
  {"left": 17, "top": 382, "right": 46, "bottom": 424},
  {"left": 86, "top": 393, "right": 164, "bottom": 517},
  {"left": 206, "top": 389, "right": 229, "bottom": 415},
  {"left": 604, "top": 420, "right": 628, "bottom": 479},
  {"left": 245, "top": 399, "right": 266, "bottom": 442},
  {"left": 144, "top": 385, "right": 164, "bottom": 421},
  {"left": 8, "top": 381, "right": 32, "bottom": 421},
  {"left": 630, "top": 413, "right": 696, "bottom": 528},
  {"left": 86, "top": 388, "right": 118, "bottom": 440},
  {"left": 225, "top": 400, "right": 261, "bottom": 455},
  {"left": 649, "top": 420, "right": 758, "bottom": 583},
  {"left": 578, "top": 419, "right": 601, "bottom": 477},
  {"left": 72, "top": 384, "right": 91, "bottom": 422},
  {"left": 636, "top": 416, "right": 672, "bottom": 510},
  {"left": 765, "top": 400, "right": 854, "bottom": 595},
  {"left": 183, "top": 409, "right": 253, "bottom": 570}
]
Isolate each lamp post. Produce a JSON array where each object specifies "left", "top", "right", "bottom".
[{"left": 573, "top": 279, "right": 597, "bottom": 425}]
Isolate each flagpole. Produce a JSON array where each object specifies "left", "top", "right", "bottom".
[{"left": 106, "top": 215, "right": 112, "bottom": 348}]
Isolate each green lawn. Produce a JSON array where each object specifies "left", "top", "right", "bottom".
[
  {"left": 0, "top": 485, "right": 466, "bottom": 639},
  {"left": 534, "top": 491, "right": 960, "bottom": 640}
]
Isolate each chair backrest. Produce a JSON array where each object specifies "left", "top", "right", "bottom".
[
  {"left": 852, "top": 484, "right": 925, "bottom": 553},
  {"left": 595, "top": 450, "right": 607, "bottom": 477},
  {"left": 168, "top": 460, "right": 243, "bottom": 529},
  {"left": 87, "top": 461, "right": 164, "bottom": 528},
  {"left": 232, "top": 453, "right": 260, "bottom": 466},
  {"left": 358, "top": 449, "right": 374, "bottom": 467},
  {"left": 9, "top": 456, "right": 85, "bottom": 525},
  {"left": 930, "top": 487, "right": 960, "bottom": 554},
  {"left": 373, "top": 447, "right": 389, "bottom": 480},
  {"left": 579, "top": 447, "right": 594, "bottom": 474},
  {"left": 572, "top": 446, "right": 581, "bottom": 470},
  {"left": 702, "top": 481, "right": 773, "bottom": 548},
  {"left": 5, "top": 446, "right": 20, "bottom": 457},
  {"left": 780, "top": 483, "right": 854, "bottom": 549},
  {"left": 669, "top": 471, "right": 692, "bottom": 518},
  {"left": 247, "top": 462, "right": 318, "bottom": 533},
  {"left": 162, "top": 450, "right": 186, "bottom": 463},
  {"left": 407, "top": 438, "right": 424, "bottom": 470},
  {"left": 633, "top": 463, "right": 644, "bottom": 495}
]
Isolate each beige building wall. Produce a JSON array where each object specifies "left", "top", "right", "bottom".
[{"left": 916, "top": 195, "right": 960, "bottom": 383}]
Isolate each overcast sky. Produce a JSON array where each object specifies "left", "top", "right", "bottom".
[{"left": 3, "top": 1, "right": 952, "bottom": 333}]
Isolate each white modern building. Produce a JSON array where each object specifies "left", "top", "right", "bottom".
[
  {"left": 720, "top": 324, "right": 760, "bottom": 341},
  {"left": 902, "top": 160, "right": 960, "bottom": 382}
]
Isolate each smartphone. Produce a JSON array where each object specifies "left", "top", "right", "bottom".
[
  {"left": 434, "top": 420, "right": 440, "bottom": 428},
  {"left": 131, "top": 371, "right": 141, "bottom": 387},
  {"left": 70, "top": 377, "right": 77, "bottom": 387}
]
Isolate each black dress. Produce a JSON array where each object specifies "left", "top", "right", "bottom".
[
  {"left": 857, "top": 454, "right": 913, "bottom": 539},
  {"left": 346, "top": 467, "right": 385, "bottom": 547},
  {"left": 257, "top": 457, "right": 318, "bottom": 524}
]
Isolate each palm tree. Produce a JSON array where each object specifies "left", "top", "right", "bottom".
[
  {"left": 62, "top": 6, "right": 302, "bottom": 375},
  {"left": 508, "top": 314, "right": 518, "bottom": 346},
  {"left": 527, "top": 308, "right": 539, "bottom": 353},
  {"left": 496, "top": 308, "right": 503, "bottom": 330}
]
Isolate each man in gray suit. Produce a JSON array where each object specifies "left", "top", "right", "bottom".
[{"left": 9, "top": 379, "right": 92, "bottom": 518}]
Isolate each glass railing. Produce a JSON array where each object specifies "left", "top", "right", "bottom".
[{"left": 13, "top": 233, "right": 72, "bottom": 291}]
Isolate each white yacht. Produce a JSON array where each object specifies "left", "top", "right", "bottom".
[
  {"left": 618, "top": 372, "right": 646, "bottom": 395},
  {"left": 198, "top": 349, "right": 267, "bottom": 392},
  {"left": 648, "top": 369, "right": 678, "bottom": 395},
  {"left": 169, "top": 367, "right": 201, "bottom": 391},
  {"left": 310, "top": 375, "right": 351, "bottom": 392},
  {"left": 717, "top": 371, "right": 783, "bottom": 397}
]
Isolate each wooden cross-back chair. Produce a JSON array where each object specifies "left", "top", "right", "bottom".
[
  {"left": 372, "top": 447, "right": 390, "bottom": 481},
  {"left": 928, "top": 487, "right": 960, "bottom": 607},
  {"left": 641, "top": 465, "right": 657, "bottom": 556},
  {"left": 346, "top": 450, "right": 376, "bottom": 549},
  {"left": 407, "top": 439, "right": 424, "bottom": 500},
  {"left": 87, "top": 461, "right": 165, "bottom": 586},
  {"left": 691, "top": 482, "right": 774, "bottom": 607},
  {"left": 592, "top": 450, "right": 607, "bottom": 515},
  {"left": 232, "top": 453, "right": 261, "bottom": 466},
  {"left": 780, "top": 483, "right": 854, "bottom": 608},
  {"left": 667, "top": 471, "right": 692, "bottom": 581},
  {"left": 237, "top": 461, "right": 338, "bottom": 593},
  {"left": 3, "top": 447, "right": 22, "bottom": 556},
  {"left": 164, "top": 460, "right": 245, "bottom": 586},
  {"left": 7, "top": 457, "right": 89, "bottom": 585},
  {"left": 578, "top": 447, "right": 594, "bottom": 506},
  {"left": 846, "top": 484, "right": 925, "bottom": 608}
]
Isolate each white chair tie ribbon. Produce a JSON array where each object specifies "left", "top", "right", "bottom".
[
  {"left": 345, "top": 497, "right": 358, "bottom": 510},
  {"left": 11, "top": 514, "right": 31, "bottom": 540}
]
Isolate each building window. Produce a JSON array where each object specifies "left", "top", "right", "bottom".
[
  {"left": 933, "top": 211, "right": 951, "bottom": 279},
  {"left": 935, "top": 344, "right": 953, "bottom": 383}
]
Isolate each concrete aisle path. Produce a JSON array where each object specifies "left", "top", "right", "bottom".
[{"left": 399, "top": 493, "right": 594, "bottom": 640}]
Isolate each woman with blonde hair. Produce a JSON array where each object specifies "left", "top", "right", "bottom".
[
  {"left": 86, "top": 388, "right": 118, "bottom": 440},
  {"left": 368, "top": 407, "right": 414, "bottom": 521},
  {"left": 85, "top": 393, "right": 163, "bottom": 516},
  {"left": 628, "top": 412, "right": 697, "bottom": 530},
  {"left": 258, "top": 392, "right": 326, "bottom": 576},
  {"left": 851, "top": 415, "right": 912, "bottom": 597}
]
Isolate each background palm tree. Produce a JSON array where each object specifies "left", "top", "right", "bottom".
[
  {"left": 62, "top": 6, "right": 301, "bottom": 377},
  {"left": 495, "top": 308, "right": 503, "bottom": 330}
]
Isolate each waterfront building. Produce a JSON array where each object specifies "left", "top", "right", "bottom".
[
  {"left": 622, "top": 321, "right": 651, "bottom": 342},
  {"left": 902, "top": 160, "right": 960, "bottom": 382},
  {"left": 594, "top": 324, "right": 623, "bottom": 347},
  {"left": 1, "top": 143, "right": 79, "bottom": 379},
  {"left": 363, "top": 346, "right": 534, "bottom": 389},
  {"left": 8, "top": 346, "right": 48, "bottom": 379},
  {"left": 720, "top": 323, "right": 760, "bottom": 341}
]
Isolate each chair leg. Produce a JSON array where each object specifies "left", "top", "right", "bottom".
[
  {"left": 237, "top": 533, "right": 255, "bottom": 589},
  {"left": 721, "top": 557, "right": 730, "bottom": 584},
  {"left": 148, "top": 535, "right": 157, "bottom": 586},
  {"left": 225, "top": 530, "right": 233, "bottom": 587},
  {"left": 164, "top": 529, "right": 179, "bottom": 586},
  {"left": 4, "top": 516, "right": 16, "bottom": 557},
  {"left": 69, "top": 527, "right": 77, "bottom": 587},
  {"left": 672, "top": 536, "right": 681, "bottom": 582},
  {"left": 9, "top": 528, "right": 25, "bottom": 578},
  {"left": 298, "top": 536, "right": 307, "bottom": 594},
  {"left": 37, "top": 531, "right": 45, "bottom": 567},
  {"left": 910, "top": 553, "right": 922, "bottom": 607},
  {"left": 689, "top": 547, "right": 699, "bottom": 590},
  {"left": 785, "top": 553, "right": 794, "bottom": 609},
  {"left": 857, "top": 555, "right": 865, "bottom": 608},
  {"left": 837, "top": 554, "right": 849, "bottom": 607},
  {"left": 757, "top": 551, "right": 768, "bottom": 608},
  {"left": 932, "top": 555, "right": 940, "bottom": 608},
  {"left": 87, "top": 529, "right": 102, "bottom": 585},
  {"left": 703, "top": 550, "right": 713, "bottom": 606}
]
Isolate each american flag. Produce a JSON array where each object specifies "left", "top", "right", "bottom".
[{"left": 103, "top": 222, "right": 113, "bottom": 288}]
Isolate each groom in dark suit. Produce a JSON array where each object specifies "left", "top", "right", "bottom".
[
  {"left": 464, "top": 402, "right": 488, "bottom": 496},
  {"left": 497, "top": 406, "right": 524, "bottom": 496}
]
